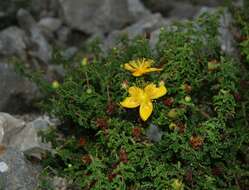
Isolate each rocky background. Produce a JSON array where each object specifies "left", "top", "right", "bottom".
[{"left": 0, "top": 0, "right": 242, "bottom": 189}]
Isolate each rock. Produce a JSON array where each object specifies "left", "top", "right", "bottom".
[
  {"left": 59, "top": 0, "right": 131, "bottom": 34},
  {"left": 141, "top": 0, "right": 236, "bottom": 18},
  {"left": 31, "top": 0, "right": 60, "bottom": 18},
  {"left": 9, "top": 119, "right": 51, "bottom": 159},
  {"left": 0, "top": 113, "right": 26, "bottom": 144},
  {"left": 196, "top": 8, "right": 237, "bottom": 56},
  {"left": 17, "top": 9, "right": 52, "bottom": 64},
  {"left": 105, "top": 13, "right": 170, "bottom": 48},
  {"left": 0, "top": 62, "right": 39, "bottom": 113},
  {"left": 0, "top": 147, "right": 40, "bottom": 190},
  {"left": 0, "top": 113, "right": 53, "bottom": 159},
  {"left": 38, "top": 17, "right": 62, "bottom": 33},
  {"left": 0, "top": 26, "right": 28, "bottom": 59},
  {"left": 52, "top": 176, "right": 67, "bottom": 190},
  {"left": 128, "top": 0, "right": 151, "bottom": 21},
  {"left": 146, "top": 124, "right": 163, "bottom": 142},
  {"left": 0, "top": 0, "right": 32, "bottom": 29},
  {"left": 149, "top": 28, "right": 161, "bottom": 48},
  {"left": 167, "top": 2, "right": 200, "bottom": 19},
  {"left": 62, "top": 47, "right": 78, "bottom": 60},
  {"left": 56, "top": 26, "right": 71, "bottom": 44},
  {"left": 219, "top": 10, "right": 237, "bottom": 56}
]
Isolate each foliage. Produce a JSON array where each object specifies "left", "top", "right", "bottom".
[{"left": 20, "top": 10, "right": 249, "bottom": 190}]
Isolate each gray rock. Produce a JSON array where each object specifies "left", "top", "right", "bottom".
[
  {"left": 128, "top": 0, "right": 151, "bottom": 21},
  {"left": 105, "top": 13, "right": 170, "bottom": 48},
  {"left": 219, "top": 10, "right": 237, "bottom": 56},
  {"left": 0, "top": 113, "right": 52, "bottom": 159},
  {"left": 38, "top": 17, "right": 62, "bottom": 33},
  {"left": 56, "top": 26, "right": 71, "bottom": 44},
  {"left": 59, "top": 0, "right": 131, "bottom": 34},
  {"left": 0, "top": 62, "right": 39, "bottom": 113},
  {"left": 0, "top": 26, "right": 28, "bottom": 59},
  {"left": 17, "top": 9, "right": 52, "bottom": 64},
  {"left": 196, "top": 8, "right": 237, "bottom": 56},
  {"left": 0, "top": 113, "right": 26, "bottom": 144},
  {"left": 0, "top": 147, "right": 40, "bottom": 190},
  {"left": 146, "top": 124, "right": 163, "bottom": 142},
  {"left": 31, "top": 0, "right": 60, "bottom": 18},
  {"left": 9, "top": 117, "right": 52, "bottom": 159},
  {"left": 149, "top": 28, "right": 161, "bottom": 49},
  {"left": 62, "top": 47, "right": 78, "bottom": 60}
]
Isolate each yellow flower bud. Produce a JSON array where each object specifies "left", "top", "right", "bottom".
[
  {"left": 86, "top": 88, "right": 92, "bottom": 94},
  {"left": 184, "top": 96, "right": 192, "bottom": 103},
  {"left": 169, "top": 123, "right": 177, "bottom": 130},
  {"left": 171, "top": 179, "right": 184, "bottom": 190},
  {"left": 81, "top": 57, "right": 88, "bottom": 66},
  {"left": 167, "top": 109, "right": 178, "bottom": 119},
  {"left": 52, "top": 80, "right": 60, "bottom": 89}
]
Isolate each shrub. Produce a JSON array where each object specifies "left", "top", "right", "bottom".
[{"left": 19, "top": 10, "right": 249, "bottom": 190}]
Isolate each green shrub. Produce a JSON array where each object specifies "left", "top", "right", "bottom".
[{"left": 19, "top": 10, "right": 249, "bottom": 190}]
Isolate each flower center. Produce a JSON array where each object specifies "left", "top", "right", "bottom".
[{"left": 139, "top": 92, "right": 149, "bottom": 103}]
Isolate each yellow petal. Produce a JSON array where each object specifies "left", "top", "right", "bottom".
[
  {"left": 139, "top": 58, "right": 153, "bottom": 68},
  {"left": 139, "top": 101, "right": 153, "bottom": 121},
  {"left": 144, "top": 83, "right": 167, "bottom": 99},
  {"left": 145, "top": 67, "right": 163, "bottom": 73},
  {"left": 128, "top": 86, "right": 143, "bottom": 97},
  {"left": 120, "top": 97, "right": 140, "bottom": 108},
  {"left": 124, "top": 63, "right": 136, "bottom": 72},
  {"left": 132, "top": 70, "right": 144, "bottom": 77}
]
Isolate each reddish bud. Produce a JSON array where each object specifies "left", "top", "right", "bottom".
[
  {"left": 189, "top": 135, "right": 204, "bottom": 149},
  {"left": 79, "top": 137, "right": 86, "bottom": 146},
  {"left": 212, "top": 165, "right": 223, "bottom": 176},
  {"left": 106, "top": 101, "right": 116, "bottom": 115},
  {"left": 96, "top": 118, "right": 108, "bottom": 130},
  {"left": 132, "top": 127, "right": 142, "bottom": 139},
  {"left": 119, "top": 148, "right": 128, "bottom": 164},
  {"left": 185, "top": 170, "right": 193, "bottom": 183},
  {"left": 234, "top": 92, "right": 241, "bottom": 102},
  {"left": 108, "top": 173, "right": 117, "bottom": 182},
  {"left": 163, "top": 97, "right": 174, "bottom": 107},
  {"left": 81, "top": 155, "right": 92, "bottom": 165}
]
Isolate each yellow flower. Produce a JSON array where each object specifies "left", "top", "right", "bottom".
[
  {"left": 124, "top": 58, "right": 162, "bottom": 77},
  {"left": 120, "top": 83, "right": 167, "bottom": 121}
]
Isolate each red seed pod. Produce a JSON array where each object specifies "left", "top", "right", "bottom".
[
  {"left": 189, "top": 135, "right": 204, "bottom": 149},
  {"left": 163, "top": 97, "right": 174, "bottom": 107},
  {"left": 233, "top": 92, "right": 241, "bottom": 102},
  {"left": 108, "top": 173, "right": 117, "bottom": 182},
  {"left": 185, "top": 169, "right": 193, "bottom": 183},
  {"left": 183, "top": 83, "right": 192, "bottom": 93},
  {"left": 106, "top": 101, "right": 116, "bottom": 115},
  {"left": 119, "top": 148, "right": 128, "bottom": 164},
  {"left": 132, "top": 127, "right": 142, "bottom": 139},
  {"left": 177, "top": 122, "right": 186, "bottom": 134},
  {"left": 96, "top": 118, "right": 108, "bottom": 130},
  {"left": 81, "top": 155, "right": 92, "bottom": 165},
  {"left": 79, "top": 137, "right": 86, "bottom": 146},
  {"left": 212, "top": 165, "right": 223, "bottom": 176}
]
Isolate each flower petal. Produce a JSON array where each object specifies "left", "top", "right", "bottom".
[
  {"left": 139, "top": 101, "right": 153, "bottom": 121},
  {"left": 124, "top": 63, "right": 136, "bottom": 72},
  {"left": 144, "top": 67, "right": 163, "bottom": 73},
  {"left": 120, "top": 97, "right": 140, "bottom": 108},
  {"left": 144, "top": 83, "right": 167, "bottom": 99},
  {"left": 128, "top": 86, "right": 143, "bottom": 97}
]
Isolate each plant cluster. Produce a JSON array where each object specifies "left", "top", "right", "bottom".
[{"left": 19, "top": 10, "right": 249, "bottom": 190}]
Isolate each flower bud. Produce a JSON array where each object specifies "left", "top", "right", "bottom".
[
  {"left": 52, "top": 80, "right": 60, "bottom": 89},
  {"left": 184, "top": 96, "right": 192, "bottom": 103},
  {"left": 81, "top": 57, "right": 88, "bottom": 66}
]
